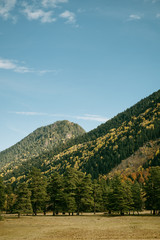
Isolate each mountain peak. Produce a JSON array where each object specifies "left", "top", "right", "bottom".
[{"left": 0, "top": 120, "right": 85, "bottom": 170}]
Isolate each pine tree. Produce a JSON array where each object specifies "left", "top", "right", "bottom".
[
  {"left": 5, "top": 184, "right": 15, "bottom": 214},
  {"left": 107, "top": 175, "right": 132, "bottom": 215},
  {"left": 28, "top": 167, "right": 48, "bottom": 215},
  {"left": 14, "top": 182, "right": 32, "bottom": 218},
  {"left": 48, "top": 172, "right": 64, "bottom": 215},
  {"left": 131, "top": 181, "right": 143, "bottom": 214},
  {"left": 74, "top": 170, "right": 85, "bottom": 215},
  {"left": 92, "top": 179, "right": 103, "bottom": 214},
  {"left": 78, "top": 174, "right": 93, "bottom": 213},
  {"left": 144, "top": 166, "right": 160, "bottom": 215},
  {"left": 99, "top": 178, "right": 110, "bottom": 212},
  {"left": 0, "top": 177, "right": 5, "bottom": 212},
  {"left": 63, "top": 168, "right": 77, "bottom": 215}
]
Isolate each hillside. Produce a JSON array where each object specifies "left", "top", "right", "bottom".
[
  {"left": 1, "top": 90, "right": 160, "bottom": 183},
  {"left": 108, "top": 139, "right": 160, "bottom": 177},
  {"left": 0, "top": 120, "right": 85, "bottom": 170}
]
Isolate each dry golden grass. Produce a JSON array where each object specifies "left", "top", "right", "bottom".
[{"left": 0, "top": 214, "right": 160, "bottom": 240}]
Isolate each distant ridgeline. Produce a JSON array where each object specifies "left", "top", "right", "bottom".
[
  {"left": 0, "top": 89, "right": 160, "bottom": 183},
  {"left": 0, "top": 120, "right": 85, "bottom": 171}
]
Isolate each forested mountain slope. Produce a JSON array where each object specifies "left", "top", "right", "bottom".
[
  {"left": 1, "top": 90, "right": 160, "bottom": 183},
  {"left": 0, "top": 120, "right": 85, "bottom": 170}
]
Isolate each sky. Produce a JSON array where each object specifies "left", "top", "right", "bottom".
[{"left": 0, "top": 0, "right": 160, "bottom": 152}]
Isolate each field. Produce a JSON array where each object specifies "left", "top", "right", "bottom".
[{"left": 0, "top": 214, "right": 160, "bottom": 240}]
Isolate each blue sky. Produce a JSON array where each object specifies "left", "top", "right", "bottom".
[{"left": 0, "top": 0, "right": 160, "bottom": 151}]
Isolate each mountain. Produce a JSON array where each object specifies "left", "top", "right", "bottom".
[
  {"left": 1, "top": 89, "right": 160, "bottom": 183},
  {"left": 0, "top": 120, "right": 85, "bottom": 170}
]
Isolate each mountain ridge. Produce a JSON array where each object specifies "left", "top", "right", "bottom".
[
  {"left": 1, "top": 89, "right": 160, "bottom": 183},
  {"left": 0, "top": 120, "right": 85, "bottom": 170}
]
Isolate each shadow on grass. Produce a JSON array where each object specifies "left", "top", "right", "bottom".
[{"left": 2, "top": 211, "right": 160, "bottom": 220}]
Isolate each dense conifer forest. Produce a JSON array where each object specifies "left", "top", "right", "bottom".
[
  {"left": 1, "top": 89, "right": 159, "bottom": 183},
  {"left": 0, "top": 90, "right": 160, "bottom": 217},
  {"left": 0, "top": 166, "right": 160, "bottom": 217}
]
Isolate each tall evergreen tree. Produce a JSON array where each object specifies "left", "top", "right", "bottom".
[
  {"left": 107, "top": 175, "right": 132, "bottom": 215},
  {"left": 5, "top": 184, "right": 15, "bottom": 214},
  {"left": 14, "top": 182, "right": 32, "bottom": 218},
  {"left": 63, "top": 168, "right": 77, "bottom": 215},
  {"left": 99, "top": 178, "right": 110, "bottom": 212},
  {"left": 131, "top": 181, "right": 143, "bottom": 214},
  {"left": 92, "top": 179, "right": 103, "bottom": 214},
  {"left": 74, "top": 170, "right": 85, "bottom": 215},
  {"left": 48, "top": 172, "right": 64, "bottom": 215},
  {"left": 78, "top": 174, "right": 93, "bottom": 213},
  {"left": 144, "top": 166, "right": 160, "bottom": 215},
  {"left": 0, "top": 177, "right": 5, "bottom": 212},
  {"left": 28, "top": 167, "right": 48, "bottom": 215}
]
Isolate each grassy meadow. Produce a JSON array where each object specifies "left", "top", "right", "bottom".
[{"left": 0, "top": 214, "right": 160, "bottom": 240}]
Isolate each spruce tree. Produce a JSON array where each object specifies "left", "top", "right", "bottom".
[
  {"left": 131, "top": 181, "right": 143, "bottom": 214},
  {"left": 92, "top": 179, "right": 103, "bottom": 214},
  {"left": 63, "top": 168, "right": 77, "bottom": 215},
  {"left": 5, "top": 184, "right": 15, "bottom": 214},
  {"left": 107, "top": 175, "right": 132, "bottom": 215},
  {"left": 74, "top": 170, "right": 85, "bottom": 215},
  {"left": 99, "top": 178, "right": 110, "bottom": 212},
  {"left": 28, "top": 167, "right": 48, "bottom": 215},
  {"left": 48, "top": 172, "right": 64, "bottom": 215},
  {"left": 14, "top": 182, "right": 32, "bottom": 218},
  {"left": 0, "top": 177, "right": 5, "bottom": 212},
  {"left": 78, "top": 174, "right": 93, "bottom": 213},
  {"left": 144, "top": 166, "right": 160, "bottom": 215}
]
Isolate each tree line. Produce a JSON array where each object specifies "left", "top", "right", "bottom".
[{"left": 0, "top": 166, "right": 160, "bottom": 217}]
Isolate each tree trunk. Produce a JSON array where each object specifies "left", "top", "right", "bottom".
[
  {"left": 94, "top": 197, "right": 96, "bottom": 214},
  {"left": 120, "top": 210, "right": 124, "bottom": 216}
]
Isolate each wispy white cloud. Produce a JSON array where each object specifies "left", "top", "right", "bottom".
[
  {"left": 128, "top": 14, "right": 142, "bottom": 21},
  {"left": 0, "top": 0, "right": 16, "bottom": 20},
  {"left": 75, "top": 114, "right": 108, "bottom": 122},
  {"left": 59, "top": 10, "right": 77, "bottom": 25},
  {"left": 0, "top": 57, "right": 58, "bottom": 75},
  {"left": 156, "top": 13, "right": 160, "bottom": 18},
  {"left": 11, "top": 111, "right": 108, "bottom": 123},
  {"left": 13, "top": 112, "right": 48, "bottom": 116},
  {"left": 22, "top": 3, "right": 56, "bottom": 23},
  {"left": 42, "top": 0, "right": 68, "bottom": 8}
]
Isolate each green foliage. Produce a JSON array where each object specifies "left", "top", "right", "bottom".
[
  {"left": 0, "top": 177, "right": 5, "bottom": 211},
  {"left": 106, "top": 175, "right": 133, "bottom": 215},
  {"left": 63, "top": 168, "right": 78, "bottom": 214},
  {"left": 1, "top": 90, "right": 160, "bottom": 184},
  {"left": 76, "top": 174, "right": 93, "bottom": 214},
  {"left": 13, "top": 182, "right": 32, "bottom": 217},
  {"left": 48, "top": 172, "right": 64, "bottom": 215},
  {"left": 0, "top": 120, "right": 85, "bottom": 173},
  {"left": 1, "top": 167, "right": 160, "bottom": 216},
  {"left": 28, "top": 168, "right": 48, "bottom": 215},
  {"left": 131, "top": 181, "right": 143, "bottom": 213},
  {"left": 5, "top": 184, "right": 15, "bottom": 213},
  {"left": 144, "top": 166, "right": 160, "bottom": 214}
]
